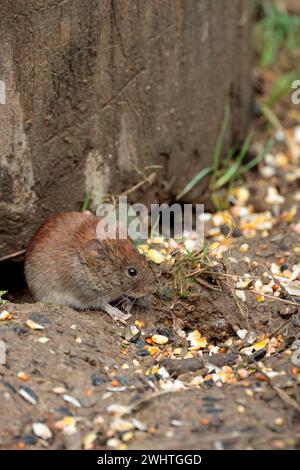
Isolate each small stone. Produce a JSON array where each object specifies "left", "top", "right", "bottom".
[
  {"left": 63, "top": 429, "right": 83, "bottom": 450},
  {"left": 247, "top": 332, "right": 257, "bottom": 344},
  {"left": 29, "top": 313, "right": 51, "bottom": 325},
  {"left": 91, "top": 373, "right": 106, "bottom": 386},
  {"left": 137, "top": 349, "right": 149, "bottom": 356},
  {"left": 157, "top": 287, "right": 173, "bottom": 301},
  {"left": 236, "top": 330, "right": 248, "bottom": 339},
  {"left": 4, "top": 382, "right": 17, "bottom": 394},
  {"left": 125, "top": 326, "right": 140, "bottom": 343},
  {"left": 13, "top": 326, "right": 29, "bottom": 336},
  {"left": 280, "top": 263, "right": 289, "bottom": 272},
  {"left": 16, "top": 434, "right": 38, "bottom": 445},
  {"left": 157, "top": 367, "right": 170, "bottom": 379},
  {"left": 80, "top": 395, "right": 97, "bottom": 407}
]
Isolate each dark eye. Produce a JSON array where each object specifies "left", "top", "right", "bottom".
[{"left": 128, "top": 267, "right": 137, "bottom": 277}]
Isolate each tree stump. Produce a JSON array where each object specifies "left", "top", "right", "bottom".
[{"left": 0, "top": 0, "right": 252, "bottom": 257}]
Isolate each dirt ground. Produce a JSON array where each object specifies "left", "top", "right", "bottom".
[{"left": 0, "top": 220, "right": 299, "bottom": 450}]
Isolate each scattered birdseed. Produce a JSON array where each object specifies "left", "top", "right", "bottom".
[
  {"left": 37, "top": 337, "right": 50, "bottom": 343},
  {"left": 83, "top": 431, "right": 97, "bottom": 450},
  {"left": 239, "top": 243, "right": 249, "bottom": 253},
  {"left": 146, "top": 249, "right": 166, "bottom": 264},
  {"left": 187, "top": 330, "right": 207, "bottom": 350},
  {"left": 0, "top": 340, "right": 6, "bottom": 365},
  {"left": 53, "top": 387, "right": 67, "bottom": 394},
  {"left": 63, "top": 395, "right": 82, "bottom": 408},
  {"left": 32, "top": 422, "right": 52, "bottom": 440},
  {"left": 107, "top": 404, "right": 132, "bottom": 416},
  {"left": 151, "top": 334, "right": 169, "bottom": 345},
  {"left": 17, "top": 372, "right": 30, "bottom": 382},
  {"left": 19, "top": 387, "right": 38, "bottom": 405},
  {"left": 26, "top": 319, "right": 44, "bottom": 330},
  {"left": 0, "top": 310, "right": 13, "bottom": 321}
]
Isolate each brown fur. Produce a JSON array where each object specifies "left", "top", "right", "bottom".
[{"left": 25, "top": 212, "right": 156, "bottom": 313}]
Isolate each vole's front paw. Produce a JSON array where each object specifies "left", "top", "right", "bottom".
[
  {"left": 103, "top": 303, "right": 132, "bottom": 324},
  {"left": 110, "top": 308, "right": 132, "bottom": 324}
]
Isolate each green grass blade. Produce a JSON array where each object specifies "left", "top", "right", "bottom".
[
  {"left": 211, "top": 103, "right": 230, "bottom": 178},
  {"left": 236, "top": 137, "right": 275, "bottom": 177},
  {"left": 260, "top": 29, "right": 282, "bottom": 68},
  {"left": 176, "top": 167, "right": 212, "bottom": 201},
  {"left": 0, "top": 290, "right": 8, "bottom": 305},
  {"left": 81, "top": 192, "right": 92, "bottom": 212},
  {"left": 213, "top": 134, "right": 252, "bottom": 189},
  {"left": 222, "top": 143, "right": 238, "bottom": 168},
  {"left": 267, "top": 68, "right": 300, "bottom": 107}
]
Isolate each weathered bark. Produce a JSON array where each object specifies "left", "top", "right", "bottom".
[{"left": 0, "top": 0, "right": 253, "bottom": 257}]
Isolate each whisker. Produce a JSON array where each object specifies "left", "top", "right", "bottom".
[
  {"left": 114, "top": 296, "right": 130, "bottom": 308},
  {"left": 114, "top": 295, "right": 137, "bottom": 313}
]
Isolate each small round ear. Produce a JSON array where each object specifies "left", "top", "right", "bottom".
[{"left": 86, "top": 238, "right": 106, "bottom": 259}]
